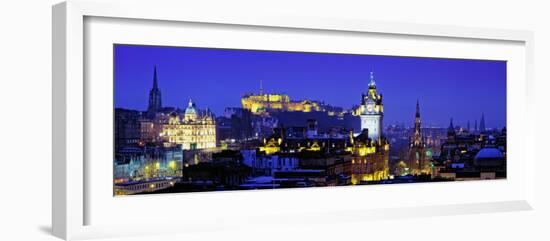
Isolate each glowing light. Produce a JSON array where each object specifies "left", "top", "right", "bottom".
[
  {"left": 307, "top": 142, "right": 321, "bottom": 151},
  {"left": 168, "top": 160, "right": 177, "bottom": 169},
  {"left": 357, "top": 146, "right": 375, "bottom": 156},
  {"left": 161, "top": 101, "right": 217, "bottom": 150},
  {"left": 241, "top": 93, "right": 323, "bottom": 114}
]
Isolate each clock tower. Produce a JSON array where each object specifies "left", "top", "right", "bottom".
[{"left": 360, "top": 72, "right": 384, "bottom": 141}]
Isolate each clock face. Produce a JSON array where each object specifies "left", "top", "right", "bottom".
[{"left": 367, "top": 104, "right": 374, "bottom": 112}]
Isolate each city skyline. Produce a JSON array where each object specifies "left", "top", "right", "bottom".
[
  {"left": 114, "top": 44, "right": 507, "bottom": 195},
  {"left": 114, "top": 44, "right": 506, "bottom": 128}
]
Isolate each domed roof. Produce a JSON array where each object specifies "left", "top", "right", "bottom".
[
  {"left": 473, "top": 147, "right": 504, "bottom": 167},
  {"left": 475, "top": 148, "right": 504, "bottom": 159},
  {"left": 185, "top": 99, "right": 196, "bottom": 114}
]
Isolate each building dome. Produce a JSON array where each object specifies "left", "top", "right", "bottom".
[
  {"left": 184, "top": 99, "right": 198, "bottom": 122},
  {"left": 473, "top": 147, "right": 504, "bottom": 167},
  {"left": 185, "top": 99, "right": 196, "bottom": 114}
]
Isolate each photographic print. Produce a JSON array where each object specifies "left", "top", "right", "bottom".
[{"left": 113, "top": 44, "right": 506, "bottom": 196}]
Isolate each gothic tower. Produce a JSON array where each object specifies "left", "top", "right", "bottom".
[
  {"left": 411, "top": 100, "right": 422, "bottom": 147},
  {"left": 408, "top": 100, "right": 429, "bottom": 175},
  {"left": 147, "top": 66, "right": 162, "bottom": 118},
  {"left": 359, "top": 71, "right": 384, "bottom": 141}
]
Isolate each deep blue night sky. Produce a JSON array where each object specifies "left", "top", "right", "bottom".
[{"left": 114, "top": 44, "right": 506, "bottom": 129}]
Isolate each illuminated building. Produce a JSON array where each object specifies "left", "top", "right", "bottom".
[
  {"left": 161, "top": 99, "right": 217, "bottom": 150},
  {"left": 114, "top": 179, "right": 177, "bottom": 196},
  {"left": 241, "top": 93, "right": 322, "bottom": 114},
  {"left": 240, "top": 80, "right": 326, "bottom": 114},
  {"left": 358, "top": 72, "right": 384, "bottom": 140},
  {"left": 407, "top": 100, "right": 431, "bottom": 175},
  {"left": 349, "top": 128, "right": 390, "bottom": 184},
  {"left": 114, "top": 144, "right": 183, "bottom": 182},
  {"left": 257, "top": 118, "right": 390, "bottom": 184}
]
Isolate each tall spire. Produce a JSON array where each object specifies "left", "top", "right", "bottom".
[
  {"left": 153, "top": 65, "right": 159, "bottom": 90},
  {"left": 448, "top": 118, "right": 456, "bottom": 136},
  {"left": 480, "top": 113, "right": 486, "bottom": 132},
  {"left": 415, "top": 99, "right": 420, "bottom": 118},
  {"left": 147, "top": 65, "right": 162, "bottom": 118},
  {"left": 368, "top": 71, "right": 376, "bottom": 88},
  {"left": 411, "top": 99, "right": 422, "bottom": 147},
  {"left": 260, "top": 79, "right": 263, "bottom": 95}
]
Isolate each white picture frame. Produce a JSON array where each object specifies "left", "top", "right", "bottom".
[{"left": 52, "top": 0, "right": 535, "bottom": 240}]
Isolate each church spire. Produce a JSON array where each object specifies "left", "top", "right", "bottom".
[
  {"left": 147, "top": 66, "right": 162, "bottom": 117},
  {"left": 411, "top": 100, "right": 422, "bottom": 147},
  {"left": 480, "top": 113, "right": 486, "bottom": 132},
  {"left": 260, "top": 79, "right": 263, "bottom": 95},
  {"left": 153, "top": 65, "right": 159, "bottom": 90},
  {"left": 447, "top": 118, "right": 456, "bottom": 136},
  {"left": 415, "top": 99, "right": 420, "bottom": 118}
]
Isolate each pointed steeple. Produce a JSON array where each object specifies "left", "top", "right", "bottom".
[
  {"left": 152, "top": 65, "right": 159, "bottom": 90},
  {"left": 411, "top": 99, "right": 422, "bottom": 147},
  {"left": 480, "top": 113, "right": 486, "bottom": 132},
  {"left": 147, "top": 66, "right": 162, "bottom": 117},
  {"left": 415, "top": 99, "right": 420, "bottom": 118},
  {"left": 368, "top": 71, "right": 376, "bottom": 88},
  {"left": 447, "top": 118, "right": 456, "bottom": 136},
  {"left": 260, "top": 79, "right": 263, "bottom": 95}
]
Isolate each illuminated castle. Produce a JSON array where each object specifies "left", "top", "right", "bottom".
[
  {"left": 241, "top": 80, "right": 323, "bottom": 114},
  {"left": 161, "top": 99, "right": 217, "bottom": 150}
]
